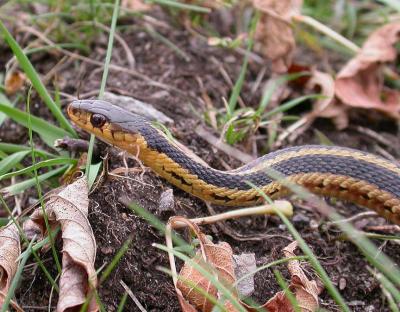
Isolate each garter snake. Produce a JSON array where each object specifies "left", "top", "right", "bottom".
[{"left": 68, "top": 100, "right": 400, "bottom": 225}]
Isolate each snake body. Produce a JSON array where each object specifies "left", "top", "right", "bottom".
[{"left": 68, "top": 100, "right": 400, "bottom": 225}]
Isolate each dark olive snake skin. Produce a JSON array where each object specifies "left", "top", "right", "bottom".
[{"left": 68, "top": 100, "right": 400, "bottom": 225}]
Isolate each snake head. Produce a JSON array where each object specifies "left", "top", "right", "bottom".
[
  {"left": 68, "top": 100, "right": 112, "bottom": 131},
  {"left": 67, "top": 99, "right": 151, "bottom": 146}
]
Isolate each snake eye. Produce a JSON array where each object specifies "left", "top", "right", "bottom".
[{"left": 90, "top": 113, "right": 107, "bottom": 128}]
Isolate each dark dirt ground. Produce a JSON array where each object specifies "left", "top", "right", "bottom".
[{"left": 1, "top": 6, "right": 400, "bottom": 312}]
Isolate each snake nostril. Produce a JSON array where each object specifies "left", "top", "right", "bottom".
[{"left": 68, "top": 105, "right": 79, "bottom": 116}]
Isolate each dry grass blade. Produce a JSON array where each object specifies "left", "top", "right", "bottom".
[
  {"left": 23, "top": 177, "right": 98, "bottom": 312},
  {"left": 0, "top": 223, "right": 20, "bottom": 304}
]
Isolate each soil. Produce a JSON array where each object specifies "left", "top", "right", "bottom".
[{"left": 1, "top": 6, "right": 399, "bottom": 312}]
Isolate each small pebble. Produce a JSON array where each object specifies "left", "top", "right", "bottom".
[{"left": 159, "top": 189, "right": 175, "bottom": 212}]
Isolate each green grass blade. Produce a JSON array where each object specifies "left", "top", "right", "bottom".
[
  {"left": 274, "top": 270, "right": 301, "bottom": 312},
  {"left": 0, "top": 142, "right": 55, "bottom": 157},
  {"left": 155, "top": 244, "right": 247, "bottom": 312},
  {"left": 248, "top": 182, "right": 351, "bottom": 312},
  {"left": 0, "top": 103, "right": 70, "bottom": 147},
  {"left": 233, "top": 256, "right": 308, "bottom": 287},
  {"left": 227, "top": 12, "right": 259, "bottom": 117},
  {"left": 86, "top": 0, "right": 119, "bottom": 179},
  {"left": 0, "top": 20, "right": 76, "bottom": 136},
  {"left": 2, "top": 165, "right": 67, "bottom": 196},
  {"left": 17, "top": 227, "right": 60, "bottom": 261},
  {"left": 0, "top": 157, "right": 75, "bottom": 181},
  {"left": 251, "top": 166, "right": 400, "bottom": 287},
  {"left": 88, "top": 161, "right": 102, "bottom": 189},
  {"left": 0, "top": 92, "right": 14, "bottom": 126},
  {"left": 264, "top": 94, "right": 322, "bottom": 118},
  {"left": 256, "top": 72, "right": 310, "bottom": 116},
  {"left": 116, "top": 292, "right": 128, "bottom": 312},
  {"left": 99, "top": 237, "right": 132, "bottom": 284},
  {"left": 0, "top": 150, "right": 30, "bottom": 176}
]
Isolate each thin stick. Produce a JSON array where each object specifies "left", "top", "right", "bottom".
[
  {"left": 119, "top": 280, "right": 147, "bottom": 312},
  {"left": 172, "top": 201, "right": 293, "bottom": 229}
]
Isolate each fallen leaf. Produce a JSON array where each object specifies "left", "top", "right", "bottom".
[
  {"left": 177, "top": 236, "right": 236, "bottom": 312},
  {"left": 281, "top": 241, "right": 321, "bottom": 311},
  {"left": 5, "top": 71, "right": 26, "bottom": 95},
  {"left": 0, "top": 223, "right": 20, "bottom": 303},
  {"left": 23, "top": 177, "right": 98, "bottom": 312},
  {"left": 275, "top": 69, "right": 347, "bottom": 148},
  {"left": 335, "top": 22, "right": 400, "bottom": 118},
  {"left": 167, "top": 217, "right": 236, "bottom": 312},
  {"left": 253, "top": 0, "right": 303, "bottom": 73},
  {"left": 308, "top": 70, "right": 349, "bottom": 130},
  {"left": 168, "top": 219, "right": 321, "bottom": 312}
]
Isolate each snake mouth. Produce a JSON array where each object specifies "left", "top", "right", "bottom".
[{"left": 67, "top": 101, "right": 88, "bottom": 126}]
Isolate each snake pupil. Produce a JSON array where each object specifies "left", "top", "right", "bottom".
[{"left": 90, "top": 114, "right": 107, "bottom": 128}]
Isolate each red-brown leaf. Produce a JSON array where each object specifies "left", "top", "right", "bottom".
[{"left": 335, "top": 22, "right": 400, "bottom": 118}]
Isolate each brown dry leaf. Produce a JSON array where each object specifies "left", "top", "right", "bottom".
[
  {"left": 240, "top": 241, "right": 320, "bottom": 312},
  {"left": 276, "top": 69, "right": 347, "bottom": 147},
  {"left": 309, "top": 70, "right": 349, "bottom": 130},
  {"left": 0, "top": 223, "right": 20, "bottom": 302},
  {"left": 171, "top": 219, "right": 320, "bottom": 312},
  {"left": 177, "top": 235, "right": 236, "bottom": 312},
  {"left": 281, "top": 241, "right": 321, "bottom": 311},
  {"left": 121, "top": 0, "right": 152, "bottom": 11},
  {"left": 5, "top": 71, "right": 26, "bottom": 95},
  {"left": 335, "top": 22, "right": 400, "bottom": 118},
  {"left": 253, "top": 0, "right": 303, "bottom": 73},
  {"left": 169, "top": 217, "right": 236, "bottom": 312},
  {"left": 23, "top": 177, "right": 98, "bottom": 312}
]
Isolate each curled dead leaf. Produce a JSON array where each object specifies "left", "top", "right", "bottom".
[
  {"left": 5, "top": 71, "right": 26, "bottom": 95},
  {"left": 240, "top": 241, "right": 321, "bottom": 312},
  {"left": 23, "top": 177, "right": 98, "bottom": 312},
  {"left": 167, "top": 217, "right": 236, "bottom": 312},
  {"left": 281, "top": 241, "right": 321, "bottom": 311},
  {"left": 308, "top": 70, "right": 349, "bottom": 130},
  {"left": 168, "top": 219, "right": 321, "bottom": 312},
  {"left": 177, "top": 236, "right": 235, "bottom": 311},
  {"left": 335, "top": 22, "right": 400, "bottom": 118},
  {"left": 253, "top": 0, "right": 303, "bottom": 73},
  {"left": 0, "top": 223, "right": 20, "bottom": 301}
]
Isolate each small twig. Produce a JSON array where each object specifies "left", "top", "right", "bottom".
[
  {"left": 349, "top": 125, "right": 394, "bottom": 148},
  {"left": 364, "top": 225, "right": 400, "bottom": 233},
  {"left": 119, "top": 280, "right": 147, "bottom": 312},
  {"left": 326, "top": 211, "right": 378, "bottom": 226},
  {"left": 205, "top": 203, "right": 292, "bottom": 242},
  {"left": 195, "top": 125, "right": 254, "bottom": 164},
  {"left": 172, "top": 201, "right": 293, "bottom": 229}
]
